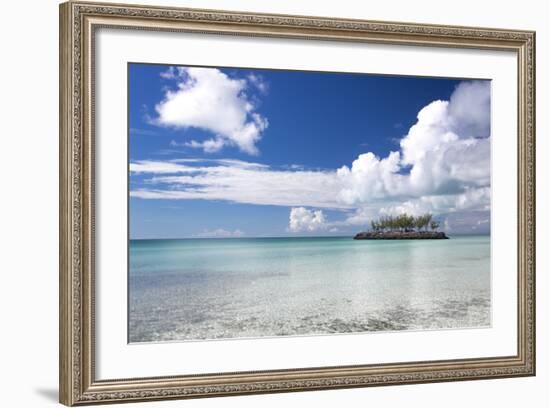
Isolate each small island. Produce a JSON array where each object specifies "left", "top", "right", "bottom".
[{"left": 354, "top": 213, "right": 449, "bottom": 240}]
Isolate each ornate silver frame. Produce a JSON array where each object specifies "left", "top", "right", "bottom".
[{"left": 59, "top": 1, "right": 536, "bottom": 405}]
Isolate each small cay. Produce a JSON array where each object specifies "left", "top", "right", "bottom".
[
  {"left": 354, "top": 212, "right": 449, "bottom": 240},
  {"left": 354, "top": 231, "right": 448, "bottom": 240}
]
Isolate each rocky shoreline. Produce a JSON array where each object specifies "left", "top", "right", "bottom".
[{"left": 354, "top": 231, "right": 449, "bottom": 240}]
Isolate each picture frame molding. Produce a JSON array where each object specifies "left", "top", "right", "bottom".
[{"left": 59, "top": 1, "right": 536, "bottom": 405}]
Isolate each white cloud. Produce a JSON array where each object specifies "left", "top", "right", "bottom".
[
  {"left": 159, "top": 66, "right": 178, "bottom": 79},
  {"left": 377, "top": 186, "right": 490, "bottom": 217},
  {"left": 247, "top": 73, "right": 269, "bottom": 94},
  {"left": 130, "top": 160, "right": 194, "bottom": 174},
  {"left": 336, "top": 81, "right": 491, "bottom": 207},
  {"left": 131, "top": 159, "right": 344, "bottom": 209},
  {"left": 289, "top": 207, "right": 327, "bottom": 232},
  {"left": 399, "top": 82, "right": 491, "bottom": 195},
  {"left": 132, "top": 80, "right": 491, "bottom": 232},
  {"left": 152, "top": 67, "right": 268, "bottom": 155},
  {"left": 448, "top": 80, "right": 491, "bottom": 139},
  {"left": 194, "top": 228, "right": 245, "bottom": 238},
  {"left": 185, "top": 138, "right": 225, "bottom": 153},
  {"left": 336, "top": 151, "right": 405, "bottom": 204}
]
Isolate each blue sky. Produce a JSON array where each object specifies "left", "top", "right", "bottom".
[{"left": 129, "top": 63, "right": 491, "bottom": 239}]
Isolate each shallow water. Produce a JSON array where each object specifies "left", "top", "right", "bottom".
[{"left": 129, "top": 236, "right": 490, "bottom": 343}]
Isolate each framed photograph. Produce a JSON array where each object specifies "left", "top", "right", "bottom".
[{"left": 59, "top": 1, "right": 536, "bottom": 405}]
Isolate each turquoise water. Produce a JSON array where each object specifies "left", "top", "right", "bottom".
[{"left": 129, "top": 236, "right": 490, "bottom": 343}]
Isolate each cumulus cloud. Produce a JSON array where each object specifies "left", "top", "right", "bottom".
[
  {"left": 375, "top": 187, "right": 490, "bottom": 219},
  {"left": 289, "top": 207, "right": 327, "bottom": 232},
  {"left": 399, "top": 82, "right": 491, "bottom": 195},
  {"left": 151, "top": 67, "right": 268, "bottom": 155},
  {"left": 336, "top": 151, "right": 404, "bottom": 204},
  {"left": 448, "top": 80, "right": 491, "bottom": 139},
  {"left": 337, "top": 81, "right": 491, "bottom": 206},
  {"left": 132, "top": 80, "right": 491, "bottom": 232}
]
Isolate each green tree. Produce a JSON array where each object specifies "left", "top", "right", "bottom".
[
  {"left": 414, "top": 215, "right": 425, "bottom": 231},
  {"left": 369, "top": 212, "right": 437, "bottom": 234},
  {"left": 414, "top": 213, "right": 433, "bottom": 231}
]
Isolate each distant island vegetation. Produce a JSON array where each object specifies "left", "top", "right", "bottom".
[{"left": 354, "top": 213, "right": 449, "bottom": 240}]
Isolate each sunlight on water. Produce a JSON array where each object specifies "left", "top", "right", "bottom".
[{"left": 129, "top": 236, "right": 490, "bottom": 343}]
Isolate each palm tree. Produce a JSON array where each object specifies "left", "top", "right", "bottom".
[{"left": 430, "top": 220, "right": 440, "bottom": 231}]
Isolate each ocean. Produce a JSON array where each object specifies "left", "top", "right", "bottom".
[{"left": 129, "top": 235, "right": 490, "bottom": 343}]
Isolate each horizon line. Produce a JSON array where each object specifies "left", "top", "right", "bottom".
[{"left": 129, "top": 232, "right": 490, "bottom": 241}]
